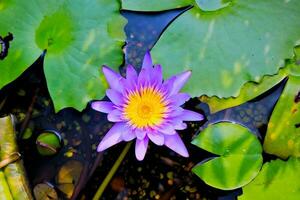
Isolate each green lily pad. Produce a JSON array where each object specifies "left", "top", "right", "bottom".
[
  {"left": 263, "top": 75, "right": 300, "bottom": 158},
  {"left": 192, "top": 122, "right": 263, "bottom": 190},
  {"left": 200, "top": 68, "right": 287, "bottom": 113},
  {"left": 195, "top": 0, "right": 231, "bottom": 12},
  {"left": 239, "top": 158, "right": 300, "bottom": 200},
  {"left": 123, "top": 0, "right": 300, "bottom": 98},
  {"left": 0, "top": 0, "right": 126, "bottom": 111},
  {"left": 122, "top": 0, "right": 190, "bottom": 11},
  {"left": 200, "top": 46, "right": 300, "bottom": 113}
]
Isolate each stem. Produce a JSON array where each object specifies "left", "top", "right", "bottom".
[{"left": 92, "top": 142, "right": 132, "bottom": 200}]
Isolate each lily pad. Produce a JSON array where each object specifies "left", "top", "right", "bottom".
[
  {"left": 122, "top": 0, "right": 300, "bottom": 98},
  {"left": 122, "top": 0, "right": 190, "bottom": 11},
  {"left": 195, "top": 0, "right": 231, "bottom": 12},
  {"left": 200, "top": 46, "right": 300, "bottom": 113},
  {"left": 200, "top": 68, "right": 287, "bottom": 113},
  {"left": 192, "top": 122, "right": 263, "bottom": 190},
  {"left": 0, "top": 0, "right": 126, "bottom": 111},
  {"left": 239, "top": 158, "right": 300, "bottom": 200},
  {"left": 263, "top": 76, "right": 300, "bottom": 158}
]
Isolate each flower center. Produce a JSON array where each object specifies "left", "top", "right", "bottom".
[
  {"left": 138, "top": 104, "right": 152, "bottom": 118},
  {"left": 124, "top": 86, "right": 167, "bottom": 128}
]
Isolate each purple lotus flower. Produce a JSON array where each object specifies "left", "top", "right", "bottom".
[{"left": 92, "top": 52, "right": 203, "bottom": 160}]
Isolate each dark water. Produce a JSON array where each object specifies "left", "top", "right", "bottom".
[{"left": 0, "top": 7, "right": 285, "bottom": 200}]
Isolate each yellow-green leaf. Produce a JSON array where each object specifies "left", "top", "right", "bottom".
[{"left": 263, "top": 76, "right": 300, "bottom": 158}]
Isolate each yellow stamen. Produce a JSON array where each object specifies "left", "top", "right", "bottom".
[{"left": 124, "top": 86, "right": 167, "bottom": 128}]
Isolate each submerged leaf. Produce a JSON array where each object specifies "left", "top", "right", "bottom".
[
  {"left": 33, "top": 183, "right": 58, "bottom": 200},
  {"left": 56, "top": 160, "right": 83, "bottom": 198},
  {"left": 192, "top": 122, "right": 263, "bottom": 190},
  {"left": 0, "top": 0, "right": 126, "bottom": 111}
]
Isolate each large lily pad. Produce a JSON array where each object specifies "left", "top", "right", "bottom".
[
  {"left": 239, "top": 158, "right": 300, "bottom": 200},
  {"left": 192, "top": 122, "right": 263, "bottom": 190},
  {"left": 200, "top": 46, "right": 300, "bottom": 113},
  {"left": 263, "top": 75, "right": 300, "bottom": 158},
  {"left": 122, "top": 0, "right": 190, "bottom": 11},
  {"left": 0, "top": 0, "right": 126, "bottom": 111},
  {"left": 200, "top": 68, "right": 286, "bottom": 113},
  {"left": 122, "top": 0, "right": 300, "bottom": 98}
]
